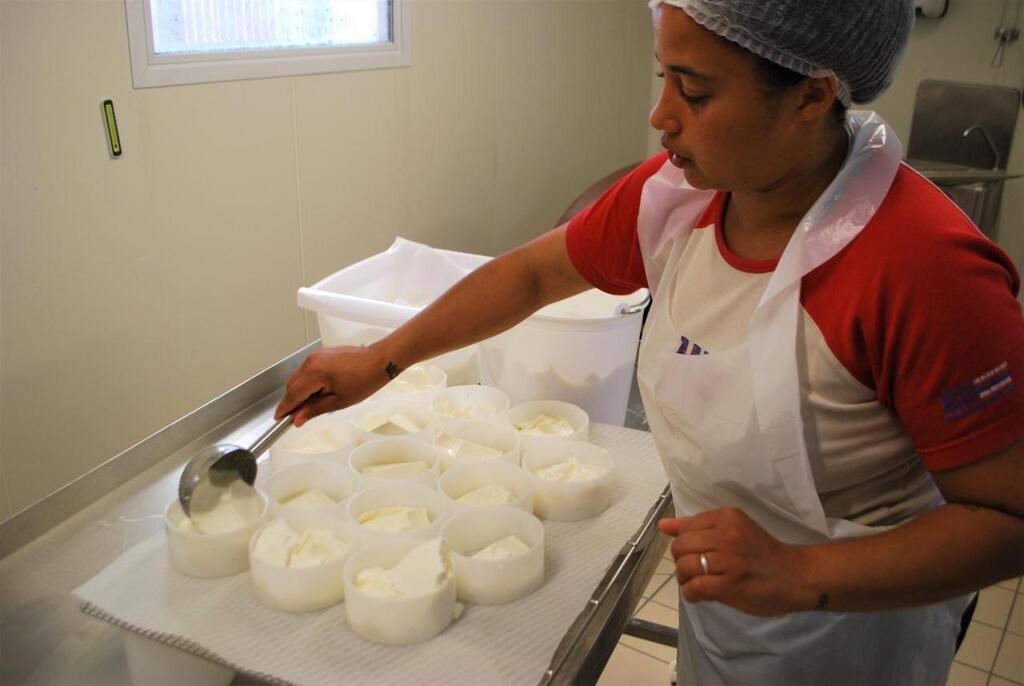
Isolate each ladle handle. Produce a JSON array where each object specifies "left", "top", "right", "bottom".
[{"left": 248, "top": 414, "right": 294, "bottom": 459}]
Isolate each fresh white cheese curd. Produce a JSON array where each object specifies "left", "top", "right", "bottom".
[
  {"left": 360, "top": 461, "right": 431, "bottom": 478},
  {"left": 355, "top": 538, "right": 452, "bottom": 598},
  {"left": 280, "top": 488, "right": 336, "bottom": 509},
  {"left": 361, "top": 413, "right": 423, "bottom": 435},
  {"left": 471, "top": 535, "right": 530, "bottom": 560},
  {"left": 356, "top": 506, "right": 431, "bottom": 533},
  {"left": 514, "top": 413, "right": 575, "bottom": 436},
  {"left": 382, "top": 365, "right": 445, "bottom": 394},
  {"left": 434, "top": 431, "right": 503, "bottom": 460},
  {"left": 252, "top": 520, "right": 350, "bottom": 568},
  {"left": 533, "top": 456, "right": 608, "bottom": 482},
  {"left": 456, "top": 483, "right": 512, "bottom": 506},
  {"left": 288, "top": 428, "right": 347, "bottom": 454},
  {"left": 181, "top": 488, "right": 261, "bottom": 535},
  {"left": 433, "top": 401, "right": 497, "bottom": 421}
]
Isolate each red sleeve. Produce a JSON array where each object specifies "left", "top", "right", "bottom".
[
  {"left": 564, "top": 153, "right": 667, "bottom": 295},
  {"left": 804, "top": 166, "right": 1024, "bottom": 471}
]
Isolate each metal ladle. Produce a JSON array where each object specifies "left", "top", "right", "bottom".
[{"left": 178, "top": 413, "right": 296, "bottom": 518}]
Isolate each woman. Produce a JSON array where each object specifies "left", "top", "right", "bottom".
[{"left": 277, "top": 1, "right": 1024, "bottom": 683}]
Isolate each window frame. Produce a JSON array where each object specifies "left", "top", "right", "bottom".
[{"left": 124, "top": 0, "right": 410, "bottom": 88}]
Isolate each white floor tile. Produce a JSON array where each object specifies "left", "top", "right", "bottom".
[
  {"left": 597, "top": 643, "right": 674, "bottom": 686},
  {"left": 993, "top": 631, "right": 1024, "bottom": 684},
  {"left": 622, "top": 600, "right": 680, "bottom": 663},
  {"left": 652, "top": 577, "right": 680, "bottom": 609},
  {"left": 944, "top": 661, "right": 988, "bottom": 686},
  {"left": 997, "top": 577, "right": 1022, "bottom": 593},
  {"left": 974, "top": 586, "right": 1016, "bottom": 628},
  {"left": 644, "top": 574, "right": 672, "bottom": 601},
  {"left": 654, "top": 557, "right": 676, "bottom": 576},
  {"left": 987, "top": 676, "right": 1023, "bottom": 686},
  {"left": 956, "top": 621, "right": 1002, "bottom": 671},
  {"left": 1008, "top": 594, "right": 1024, "bottom": 637}
]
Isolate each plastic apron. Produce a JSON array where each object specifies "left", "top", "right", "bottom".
[{"left": 635, "top": 112, "right": 970, "bottom": 686}]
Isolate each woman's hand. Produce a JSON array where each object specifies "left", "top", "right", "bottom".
[
  {"left": 659, "top": 508, "right": 812, "bottom": 617},
  {"left": 274, "top": 345, "right": 392, "bottom": 426}
]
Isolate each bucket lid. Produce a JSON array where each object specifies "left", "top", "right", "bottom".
[{"left": 531, "top": 289, "right": 648, "bottom": 325}]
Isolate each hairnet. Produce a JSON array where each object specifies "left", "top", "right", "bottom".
[{"left": 650, "top": 0, "right": 914, "bottom": 105}]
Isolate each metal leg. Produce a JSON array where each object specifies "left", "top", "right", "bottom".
[{"left": 622, "top": 618, "right": 679, "bottom": 648}]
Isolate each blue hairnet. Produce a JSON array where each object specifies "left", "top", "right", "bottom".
[{"left": 651, "top": 0, "right": 914, "bottom": 105}]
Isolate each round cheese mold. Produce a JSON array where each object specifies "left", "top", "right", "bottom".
[
  {"left": 342, "top": 538, "right": 457, "bottom": 645},
  {"left": 349, "top": 401, "right": 436, "bottom": 444},
  {"left": 123, "top": 632, "right": 235, "bottom": 686},
  {"left": 249, "top": 513, "right": 364, "bottom": 612},
  {"left": 431, "top": 419, "right": 520, "bottom": 472},
  {"left": 264, "top": 462, "right": 359, "bottom": 520},
  {"left": 437, "top": 461, "right": 533, "bottom": 514},
  {"left": 375, "top": 363, "right": 447, "bottom": 404},
  {"left": 431, "top": 384, "right": 510, "bottom": 428},
  {"left": 505, "top": 400, "right": 589, "bottom": 453},
  {"left": 164, "top": 486, "right": 269, "bottom": 578},
  {"left": 441, "top": 508, "right": 545, "bottom": 605},
  {"left": 346, "top": 483, "right": 449, "bottom": 542},
  {"left": 348, "top": 437, "right": 442, "bottom": 488},
  {"left": 521, "top": 441, "right": 612, "bottom": 521},
  {"left": 269, "top": 410, "right": 358, "bottom": 474}
]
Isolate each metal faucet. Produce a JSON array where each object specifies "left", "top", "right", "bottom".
[{"left": 962, "top": 124, "right": 1002, "bottom": 170}]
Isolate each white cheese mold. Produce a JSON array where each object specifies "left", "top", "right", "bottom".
[
  {"left": 346, "top": 483, "right": 449, "bottom": 542},
  {"left": 268, "top": 410, "right": 358, "bottom": 474},
  {"left": 431, "top": 384, "right": 511, "bottom": 428},
  {"left": 436, "top": 461, "right": 533, "bottom": 514},
  {"left": 441, "top": 508, "right": 545, "bottom": 605},
  {"left": 431, "top": 418, "right": 520, "bottom": 472},
  {"left": 373, "top": 363, "right": 448, "bottom": 404},
  {"left": 248, "top": 512, "right": 364, "bottom": 612},
  {"left": 504, "top": 400, "right": 589, "bottom": 453},
  {"left": 348, "top": 436, "right": 442, "bottom": 488},
  {"left": 342, "top": 539, "right": 457, "bottom": 645},
  {"left": 264, "top": 461, "right": 360, "bottom": 520},
  {"left": 164, "top": 487, "right": 269, "bottom": 578},
  {"left": 522, "top": 441, "right": 613, "bottom": 521},
  {"left": 349, "top": 400, "right": 436, "bottom": 444}
]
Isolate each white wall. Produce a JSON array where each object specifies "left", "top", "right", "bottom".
[{"left": 0, "top": 0, "right": 654, "bottom": 520}]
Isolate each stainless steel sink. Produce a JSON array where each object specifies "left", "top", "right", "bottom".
[{"left": 905, "top": 80, "right": 1021, "bottom": 239}]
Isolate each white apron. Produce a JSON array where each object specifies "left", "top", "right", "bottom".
[{"left": 635, "top": 112, "right": 970, "bottom": 686}]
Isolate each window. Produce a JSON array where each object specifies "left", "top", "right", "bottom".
[{"left": 124, "top": 0, "right": 410, "bottom": 88}]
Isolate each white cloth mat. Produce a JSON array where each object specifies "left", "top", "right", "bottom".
[{"left": 74, "top": 424, "right": 666, "bottom": 686}]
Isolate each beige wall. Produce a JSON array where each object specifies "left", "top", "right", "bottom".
[
  {"left": 0, "top": 0, "right": 653, "bottom": 520},
  {"left": 871, "top": 0, "right": 1024, "bottom": 268}
]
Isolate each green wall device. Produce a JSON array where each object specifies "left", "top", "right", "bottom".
[{"left": 103, "top": 99, "right": 122, "bottom": 158}]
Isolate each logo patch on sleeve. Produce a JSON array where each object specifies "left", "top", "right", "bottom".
[{"left": 940, "top": 361, "right": 1015, "bottom": 422}]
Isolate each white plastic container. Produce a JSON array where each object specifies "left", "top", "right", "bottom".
[
  {"left": 347, "top": 483, "right": 449, "bottom": 542},
  {"left": 348, "top": 437, "right": 442, "bottom": 488},
  {"left": 522, "top": 441, "right": 613, "bottom": 521},
  {"left": 436, "top": 461, "right": 533, "bottom": 514},
  {"left": 269, "top": 410, "right": 358, "bottom": 474},
  {"left": 265, "top": 462, "right": 360, "bottom": 520},
  {"left": 432, "top": 419, "right": 520, "bottom": 471},
  {"left": 480, "top": 288, "right": 647, "bottom": 425},
  {"left": 374, "top": 364, "right": 447, "bottom": 404},
  {"left": 249, "top": 513, "right": 363, "bottom": 612},
  {"left": 431, "top": 384, "right": 511, "bottom": 427},
  {"left": 164, "top": 488, "right": 269, "bottom": 578},
  {"left": 342, "top": 539, "right": 457, "bottom": 645},
  {"left": 296, "top": 238, "right": 647, "bottom": 422},
  {"left": 441, "top": 508, "right": 545, "bottom": 605},
  {"left": 123, "top": 633, "right": 235, "bottom": 686},
  {"left": 505, "top": 400, "right": 589, "bottom": 454},
  {"left": 349, "top": 400, "right": 436, "bottom": 444}
]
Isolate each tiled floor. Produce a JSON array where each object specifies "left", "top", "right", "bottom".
[{"left": 598, "top": 539, "right": 1024, "bottom": 686}]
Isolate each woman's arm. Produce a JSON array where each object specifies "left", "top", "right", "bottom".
[
  {"left": 275, "top": 225, "right": 591, "bottom": 425},
  {"left": 660, "top": 438, "right": 1024, "bottom": 616}
]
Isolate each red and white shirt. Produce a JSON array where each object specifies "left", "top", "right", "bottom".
[{"left": 567, "top": 152, "right": 1024, "bottom": 525}]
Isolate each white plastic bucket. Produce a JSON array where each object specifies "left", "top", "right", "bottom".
[{"left": 297, "top": 238, "right": 647, "bottom": 425}]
